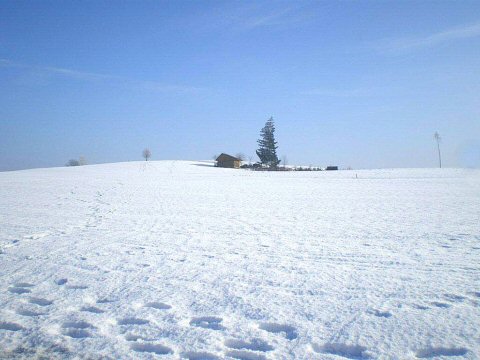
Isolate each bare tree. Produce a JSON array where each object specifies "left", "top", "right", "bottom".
[
  {"left": 235, "top": 153, "right": 245, "bottom": 161},
  {"left": 79, "top": 156, "right": 87, "bottom": 166},
  {"left": 282, "top": 155, "right": 287, "bottom": 168},
  {"left": 66, "top": 159, "right": 80, "bottom": 166},
  {"left": 248, "top": 155, "right": 254, "bottom": 165},
  {"left": 143, "top": 148, "right": 151, "bottom": 161},
  {"left": 434, "top": 132, "right": 442, "bottom": 168}
]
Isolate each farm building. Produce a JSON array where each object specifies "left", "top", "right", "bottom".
[
  {"left": 216, "top": 153, "right": 242, "bottom": 168},
  {"left": 326, "top": 166, "right": 338, "bottom": 171}
]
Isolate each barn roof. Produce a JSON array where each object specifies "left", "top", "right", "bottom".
[{"left": 216, "top": 153, "right": 240, "bottom": 162}]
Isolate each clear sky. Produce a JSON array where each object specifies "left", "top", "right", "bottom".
[{"left": 1, "top": 0, "right": 479, "bottom": 171}]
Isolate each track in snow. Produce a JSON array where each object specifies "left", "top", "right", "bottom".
[{"left": 0, "top": 161, "right": 479, "bottom": 359}]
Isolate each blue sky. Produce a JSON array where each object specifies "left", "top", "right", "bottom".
[{"left": 1, "top": 0, "right": 479, "bottom": 171}]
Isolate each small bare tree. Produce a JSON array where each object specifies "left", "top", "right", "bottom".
[
  {"left": 235, "top": 153, "right": 245, "bottom": 161},
  {"left": 66, "top": 159, "right": 80, "bottom": 166},
  {"left": 143, "top": 148, "right": 151, "bottom": 161},
  {"left": 434, "top": 132, "right": 441, "bottom": 168},
  {"left": 79, "top": 156, "right": 87, "bottom": 166},
  {"left": 282, "top": 155, "right": 287, "bottom": 168}
]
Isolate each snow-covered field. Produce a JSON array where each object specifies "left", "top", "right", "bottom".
[{"left": 1, "top": 161, "right": 479, "bottom": 359}]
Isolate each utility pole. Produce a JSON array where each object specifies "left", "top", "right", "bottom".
[{"left": 434, "top": 132, "right": 442, "bottom": 168}]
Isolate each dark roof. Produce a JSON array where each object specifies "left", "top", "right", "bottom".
[{"left": 216, "top": 153, "right": 241, "bottom": 162}]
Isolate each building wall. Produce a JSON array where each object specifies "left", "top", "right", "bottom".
[{"left": 217, "top": 160, "right": 240, "bottom": 168}]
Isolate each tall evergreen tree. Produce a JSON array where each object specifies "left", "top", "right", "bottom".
[{"left": 256, "top": 117, "right": 280, "bottom": 169}]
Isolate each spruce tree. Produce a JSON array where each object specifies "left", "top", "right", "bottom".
[{"left": 256, "top": 117, "right": 280, "bottom": 169}]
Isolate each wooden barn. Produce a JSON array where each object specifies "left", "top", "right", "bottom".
[{"left": 215, "top": 153, "right": 242, "bottom": 168}]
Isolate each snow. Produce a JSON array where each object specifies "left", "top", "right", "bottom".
[{"left": 0, "top": 160, "right": 479, "bottom": 359}]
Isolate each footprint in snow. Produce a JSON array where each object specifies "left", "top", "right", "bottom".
[
  {"left": 125, "top": 334, "right": 152, "bottom": 342},
  {"left": 61, "top": 321, "right": 94, "bottom": 338},
  {"left": 24, "top": 233, "right": 49, "bottom": 240},
  {"left": 130, "top": 343, "right": 173, "bottom": 355},
  {"left": 118, "top": 317, "right": 149, "bottom": 326},
  {"left": 55, "top": 278, "right": 68, "bottom": 285},
  {"left": 466, "top": 292, "right": 480, "bottom": 306},
  {"left": 412, "top": 304, "right": 429, "bottom": 310},
  {"left": 0, "top": 321, "right": 24, "bottom": 331},
  {"left": 190, "top": 316, "right": 224, "bottom": 330},
  {"left": 182, "top": 351, "right": 221, "bottom": 360},
  {"left": 13, "top": 282, "right": 34, "bottom": 288},
  {"left": 367, "top": 309, "right": 392, "bottom": 318},
  {"left": 431, "top": 301, "right": 451, "bottom": 309},
  {"left": 8, "top": 287, "right": 31, "bottom": 294},
  {"left": 62, "top": 320, "right": 95, "bottom": 329},
  {"left": 80, "top": 306, "right": 105, "bottom": 314},
  {"left": 8, "top": 282, "right": 34, "bottom": 294},
  {"left": 259, "top": 322, "right": 298, "bottom": 340},
  {"left": 16, "top": 309, "right": 44, "bottom": 317},
  {"left": 416, "top": 346, "right": 468, "bottom": 358},
  {"left": 443, "top": 294, "right": 465, "bottom": 303},
  {"left": 63, "top": 329, "right": 91, "bottom": 338},
  {"left": 312, "top": 342, "right": 369, "bottom": 359},
  {"left": 96, "top": 298, "right": 115, "bottom": 304},
  {"left": 225, "top": 350, "right": 267, "bottom": 360},
  {"left": 29, "top": 297, "right": 53, "bottom": 306},
  {"left": 224, "top": 338, "right": 274, "bottom": 352},
  {"left": 66, "top": 283, "right": 88, "bottom": 290},
  {"left": 144, "top": 302, "right": 171, "bottom": 310}
]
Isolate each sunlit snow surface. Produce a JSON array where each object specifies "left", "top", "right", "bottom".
[{"left": 0, "top": 161, "right": 479, "bottom": 359}]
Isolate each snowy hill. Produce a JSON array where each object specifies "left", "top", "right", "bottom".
[{"left": 0, "top": 161, "right": 479, "bottom": 359}]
